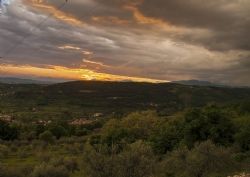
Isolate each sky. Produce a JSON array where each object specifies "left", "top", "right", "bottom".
[{"left": 0, "top": 0, "right": 250, "bottom": 85}]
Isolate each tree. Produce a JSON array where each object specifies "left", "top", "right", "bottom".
[
  {"left": 159, "top": 141, "right": 238, "bottom": 177},
  {"left": 39, "top": 130, "right": 55, "bottom": 144},
  {"left": 49, "top": 125, "right": 68, "bottom": 139},
  {"left": 121, "top": 111, "right": 159, "bottom": 139},
  {"left": 0, "top": 120, "right": 19, "bottom": 140},
  {"left": 83, "top": 141, "right": 155, "bottom": 177},
  {"left": 150, "top": 120, "right": 182, "bottom": 154},
  {"left": 83, "top": 143, "right": 119, "bottom": 177},
  {"left": 234, "top": 116, "right": 250, "bottom": 151},
  {"left": 182, "top": 107, "right": 235, "bottom": 147},
  {"left": 117, "top": 141, "right": 155, "bottom": 177},
  {"left": 35, "top": 124, "right": 46, "bottom": 137},
  {"left": 101, "top": 119, "right": 128, "bottom": 146},
  {"left": 101, "top": 111, "right": 159, "bottom": 146}
]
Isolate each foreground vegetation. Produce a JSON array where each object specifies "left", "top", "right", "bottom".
[
  {"left": 1, "top": 82, "right": 250, "bottom": 177},
  {"left": 1, "top": 102, "right": 250, "bottom": 177}
]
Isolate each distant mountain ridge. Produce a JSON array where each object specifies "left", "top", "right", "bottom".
[
  {"left": 0, "top": 77, "right": 55, "bottom": 84},
  {"left": 0, "top": 77, "right": 247, "bottom": 88},
  {"left": 172, "top": 80, "right": 226, "bottom": 87},
  {"left": 1, "top": 80, "right": 250, "bottom": 116}
]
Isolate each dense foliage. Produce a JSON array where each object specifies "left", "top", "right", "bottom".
[
  {"left": 0, "top": 82, "right": 250, "bottom": 177},
  {"left": 0, "top": 120, "right": 19, "bottom": 140}
]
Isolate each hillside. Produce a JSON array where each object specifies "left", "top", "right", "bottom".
[
  {"left": 171, "top": 80, "right": 226, "bottom": 87},
  {"left": 1, "top": 81, "right": 250, "bottom": 177},
  {"left": 1, "top": 81, "right": 250, "bottom": 121},
  {"left": 0, "top": 77, "right": 54, "bottom": 84}
]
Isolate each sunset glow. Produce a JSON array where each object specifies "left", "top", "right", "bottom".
[
  {"left": 0, "top": 0, "right": 250, "bottom": 86},
  {"left": 25, "top": 0, "right": 83, "bottom": 26},
  {"left": 0, "top": 64, "right": 168, "bottom": 83}
]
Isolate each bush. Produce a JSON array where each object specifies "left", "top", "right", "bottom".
[
  {"left": 159, "top": 141, "right": 238, "bottom": 177},
  {"left": 18, "top": 149, "right": 29, "bottom": 159},
  {"left": 49, "top": 125, "right": 68, "bottom": 139},
  {"left": 234, "top": 116, "right": 250, "bottom": 151},
  {"left": 117, "top": 141, "right": 155, "bottom": 177},
  {"left": 150, "top": 120, "right": 182, "bottom": 154},
  {"left": 39, "top": 131, "right": 55, "bottom": 144},
  {"left": 0, "top": 164, "right": 32, "bottom": 177},
  {"left": 63, "top": 158, "right": 79, "bottom": 172},
  {"left": 101, "top": 111, "right": 159, "bottom": 146},
  {"left": 83, "top": 141, "right": 155, "bottom": 177},
  {"left": 182, "top": 107, "right": 235, "bottom": 147},
  {"left": 0, "top": 120, "right": 19, "bottom": 140},
  {"left": 37, "top": 152, "right": 52, "bottom": 162},
  {"left": 0, "top": 144, "right": 9, "bottom": 158},
  {"left": 30, "top": 163, "right": 69, "bottom": 177},
  {"left": 50, "top": 157, "right": 79, "bottom": 172}
]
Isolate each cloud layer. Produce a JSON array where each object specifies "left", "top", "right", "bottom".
[{"left": 0, "top": 0, "right": 250, "bottom": 85}]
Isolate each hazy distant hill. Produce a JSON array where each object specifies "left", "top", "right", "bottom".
[
  {"left": 172, "top": 80, "right": 225, "bottom": 87},
  {"left": 0, "top": 77, "right": 56, "bottom": 84},
  {"left": 1, "top": 80, "right": 249, "bottom": 118}
]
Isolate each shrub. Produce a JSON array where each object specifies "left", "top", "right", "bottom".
[
  {"left": 0, "top": 164, "right": 32, "bottom": 177},
  {"left": 0, "top": 120, "right": 19, "bottom": 140},
  {"left": 182, "top": 107, "right": 235, "bottom": 147},
  {"left": 50, "top": 157, "right": 79, "bottom": 172},
  {"left": 30, "top": 163, "right": 69, "bottom": 177},
  {"left": 39, "top": 131, "right": 55, "bottom": 144},
  {"left": 159, "top": 141, "right": 238, "bottom": 177},
  {"left": 0, "top": 144, "right": 9, "bottom": 158},
  {"left": 83, "top": 141, "right": 155, "bottom": 177},
  {"left": 150, "top": 120, "right": 182, "bottom": 154},
  {"left": 49, "top": 125, "right": 68, "bottom": 139},
  {"left": 101, "top": 111, "right": 159, "bottom": 146},
  {"left": 234, "top": 116, "right": 250, "bottom": 151}
]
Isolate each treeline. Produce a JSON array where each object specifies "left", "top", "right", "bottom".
[
  {"left": 90, "top": 104, "right": 250, "bottom": 152},
  {"left": 82, "top": 104, "right": 250, "bottom": 177},
  {"left": 0, "top": 118, "right": 103, "bottom": 141},
  {"left": 0, "top": 102, "right": 250, "bottom": 177}
]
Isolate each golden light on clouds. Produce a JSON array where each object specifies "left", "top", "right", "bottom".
[
  {"left": 92, "top": 16, "right": 130, "bottom": 25},
  {"left": 124, "top": 4, "right": 181, "bottom": 32},
  {"left": 0, "top": 64, "right": 168, "bottom": 83},
  {"left": 25, "top": 0, "right": 83, "bottom": 26},
  {"left": 58, "top": 45, "right": 81, "bottom": 50},
  {"left": 58, "top": 45, "right": 94, "bottom": 56},
  {"left": 82, "top": 59, "right": 110, "bottom": 68},
  {"left": 82, "top": 51, "right": 93, "bottom": 55}
]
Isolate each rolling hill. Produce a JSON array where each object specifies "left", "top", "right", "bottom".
[
  {"left": 1, "top": 80, "right": 250, "bottom": 121},
  {"left": 0, "top": 77, "right": 54, "bottom": 84},
  {"left": 171, "top": 80, "right": 225, "bottom": 87}
]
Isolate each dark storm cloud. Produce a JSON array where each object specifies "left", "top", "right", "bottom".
[
  {"left": 138, "top": 0, "right": 250, "bottom": 51},
  {"left": 45, "top": 0, "right": 133, "bottom": 23},
  {"left": 52, "top": 0, "right": 250, "bottom": 51}
]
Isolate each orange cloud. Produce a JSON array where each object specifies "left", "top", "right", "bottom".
[
  {"left": 82, "top": 59, "right": 110, "bottom": 68},
  {"left": 24, "top": 0, "right": 83, "bottom": 26},
  {"left": 92, "top": 16, "right": 130, "bottom": 25},
  {"left": 124, "top": 3, "right": 181, "bottom": 32},
  {"left": 58, "top": 45, "right": 81, "bottom": 50},
  {"left": 82, "top": 51, "right": 93, "bottom": 55},
  {"left": 0, "top": 64, "right": 168, "bottom": 83}
]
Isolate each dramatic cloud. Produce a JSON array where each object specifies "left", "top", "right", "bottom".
[
  {"left": 0, "top": 0, "right": 250, "bottom": 85},
  {"left": 138, "top": 0, "right": 250, "bottom": 51}
]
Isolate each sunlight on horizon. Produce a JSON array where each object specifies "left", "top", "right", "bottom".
[{"left": 0, "top": 64, "right": 168, "bottom": 83}]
